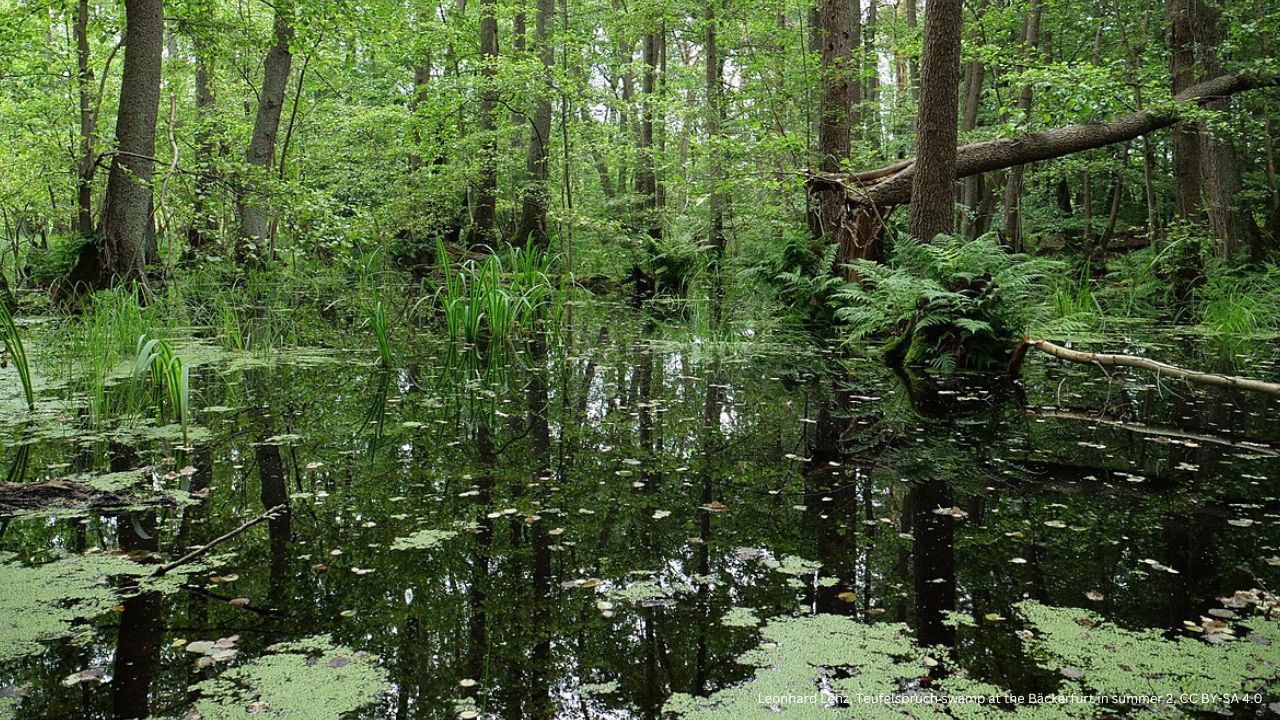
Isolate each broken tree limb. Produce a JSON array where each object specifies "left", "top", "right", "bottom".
[
  {"left": 1010, "top": 337, "right": 1280, "bottom": 398},
  {"left": 152, "top": 504, "right": 287, "bottom": 576},
  {"left": 817, "top": 71, "right": 1280, "bottom": 209}
]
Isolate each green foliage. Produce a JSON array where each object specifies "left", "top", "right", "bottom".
[
  {"left": 835, "top": 235, "right": 1060, "bottom": 371},
  {"left": 24, "top": 235, "right": 91, "bottom": 289},
  {"left": 369, "top": 300, "right": 393, "bottom": 368},
  {"left": 743, "top": 232, "right": 844, "bottom": 334},
  {"left": 0, "top": 301, "right": 33, "bottom": 410},
  {"left": 1193, "top": 262, "right": 1280, "bottom": 337}
]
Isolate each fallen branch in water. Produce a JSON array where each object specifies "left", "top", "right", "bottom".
[
  {"left": 1010, "top": 338, "right": 1280, "bottom": 398},
  {"left": 152, "top": 504, "right": 287, "bottom": 576}
]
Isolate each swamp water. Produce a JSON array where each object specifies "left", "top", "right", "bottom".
[{"left": 2, "top": 303, "right": 1280, "bottom": 719}]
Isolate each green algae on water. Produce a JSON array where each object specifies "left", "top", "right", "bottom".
[
  {"left": 1017, "top": 600, "right": 1280, "bottom": 705},
  {"left": 390, "top": 528, "right": 458, "bottom": 551},
  {"left": 720, "top": 607, "right": 761, "bottom": 627},
  {"left": 189, "top": 634, "right": 389, "bottom": 719},
  {"left": 0, "top": 551, "right": 197, "bottom": 663}
]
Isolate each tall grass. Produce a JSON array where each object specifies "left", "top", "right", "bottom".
[
  {"left": 429, "top": 238, "right": 556, "bottom": 346},
  {"left": 131, "top": 335, "right": 191, "bottom": 444},
  {"left": 370, "top": 300, "right": 393, "bottom": 368},
  {"left": 1194, "top": 264, "right": 1280, "bottom": 337},
  {"left": 0, "top": 302, "right": 34, "bottom": 410}
]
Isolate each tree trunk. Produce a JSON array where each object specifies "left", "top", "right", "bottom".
[
  {"left": 188, "top": 35, "right": 219, "bottom": 253},
  {"left": 864, "top": 0, "right": 880, "bottom": 153},
  {"left": 74, "top": 0, "right": 97, "bottom": 236},
  {"left": 705, "top": 0, "right": 726, "bottom": 315},
  {"left": 408, "top": 60, "right": 431, "bottom": 173},
  {"left": 471, "top": 0, "right": 499, "bottom": 245},
  {"left": 236, "top": 0, "right": 293, "bottom": 265},
  {"left": 807, "top": 0, "right": 871, "bottom": 270},
  {"left": 1000, "top": 0, "right": 1040, "bottom": 252},
  {"left": 960, "top": 59, "right": 984, "bottom": 237},
  {"left": 70, "top": 0, "right": 163, "bottom": 287},
  {"left": 636, "top": 28, "right": 660, "bottom": 239},
  {"left": 1168, "top": 0, "right": 1201, "bottom": 218},
  {"left": 512, "top": 0, "right": 555, "bottom": 249},
  {"left": 908, "top": 0, "right": 962, "bottom": 242},
  {"left": 1194, "top": 0, "right": 1261, "bottom": 259},
  {"left": 903, "top": 0, "right": 918, "bottom": 90}
]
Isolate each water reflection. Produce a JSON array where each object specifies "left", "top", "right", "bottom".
[{"left": 1, "top": 312, "right": 1279, "bottom": 718}]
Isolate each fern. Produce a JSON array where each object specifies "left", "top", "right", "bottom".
[{"left": 834, "top": 234, "right": 1061, "bottom": 370}]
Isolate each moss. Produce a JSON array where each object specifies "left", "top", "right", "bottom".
[
  {"left": 190, "top": 634, "right": 389, "bottom": 719},
  {"left": 389, "top": 528, "right": 458, "bottom": 551}
]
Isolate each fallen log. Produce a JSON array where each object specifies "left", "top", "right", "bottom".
[
  {"left": 819, "top": 71, "right": 1280, "bottom": 209},
  {"left": 1010, "top": 338, "right": 1280, "bottom": 398},
  {"left": 0, "top": 479, "right": 177, "bottom": 515}
]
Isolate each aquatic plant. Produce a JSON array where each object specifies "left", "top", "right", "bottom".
[
  {"left": 0, "top": 301, "right": 34, "bottom": 410},
  {"left": 370, "top": 299, "right": 393, "bottom": 368},
  {"left": 430, "top": 238, "right": 556, "bottom": 346},
  {"left": 836, "top": 234, "right": 1060, "bottom": 371},
  {"left": 389, "top": 528, "right": 457, "bottom": 551},
  {"left": 131, "top": 335, "right": 191, "bottom": 444},
  {"left": 0, "top": 551, "right": 206, "bottom": 664}
]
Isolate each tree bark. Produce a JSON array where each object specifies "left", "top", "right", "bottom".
[
  {"left": 636, "top": 27, "right": 660, "bottom": 239},
  {"left": 74, "top": 0, "right": 97, "bottom": 236},
  {"left": 908, "top": 0, "right": 962, "bottom": 242},
  {"left": 1194, "top": 0, "right": 1261, "bottom": 259},
  {"left": 960, "top": 59, "right": 984, "bottom": 237},
  {"left": 236, "top": 0, "right": 293, "bottom": 265},
  {"left": 705, "top": 0, "right": 726, "bottom": 316},
  {"left": 1000, "top": 0, "right": 1040, "bottom": 252},
  {"left": 807, "top": 0, "right": 870, "bottom": 269},
  {"left": 188, "top": 34, "right": 219, "bottom": 253},
  {"left": 512, "top": 0, "right": 555, "bottom": 249},
  {"left": 70, "top": 0, "right": 163, "bottom": 287},
  {"left": 1168, "top": 0, "right": 1201, "bottom": 218},
  {"left": 471, "top": 0, "right": 499, "bottom": 245},
  {"left": 864, "top": 0, "right": 880, "bottom": 153}
]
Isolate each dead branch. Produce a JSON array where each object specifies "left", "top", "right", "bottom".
[
  {"left": 1010, "top": 337, "right": 1280, "bottom": 398},
  {"left": 1023, "top": 405, "right": 1280, "bottom": 456}
]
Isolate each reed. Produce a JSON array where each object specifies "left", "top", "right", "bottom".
[{"left": 0, "top": 302, "right": 34, "bottom": 410}]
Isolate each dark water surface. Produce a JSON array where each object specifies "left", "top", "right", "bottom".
[{"left": 2, "top": 305, "right": 1280, "bottom": 718}]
